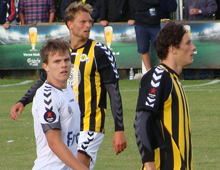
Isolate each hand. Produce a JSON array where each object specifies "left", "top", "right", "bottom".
[
  {"left": 3, "top": 21, "right": 10, "bottom": 29},
  {"left": 10, "top": 102, "right": 24, "bottom": 120},
  {"left": 112, "top": 131, "right": 127, "bottom": 155},
  {"left": 189, "top": 8, "right": 200, "bottom": 15},
  {"left": 144, "top": 162, "right": 156, "bottom": 170},
  {"left": 127, "top": 19, "right": 135, "bottom": 26},
  {"left": 100, "top": 20, "right": 108, "bottom": 27}
]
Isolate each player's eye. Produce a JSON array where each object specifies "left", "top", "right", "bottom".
[
  {"left": 65, "top": 58, "right": 70, "bottom": 62},
  {"left": 54, "top": 60, "right": 61, "bottom": 63}
]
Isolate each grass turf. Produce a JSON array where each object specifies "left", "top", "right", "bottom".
[{"left": 0, "top": 79, "right": 220, "bottom": 169}]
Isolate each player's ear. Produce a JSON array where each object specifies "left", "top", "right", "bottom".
[
  {"left": 67, "top": 21, "right": 73, "bottom": 30},
  {"left": 169, "top": 45, "right": 177, "bottom": 54},
  {"left": 42, "top": 63, "right": 49, "bottom": 72}
]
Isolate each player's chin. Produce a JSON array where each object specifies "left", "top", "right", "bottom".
[{"left": 60, "top": 73, "right": 70, "bottom": 80}]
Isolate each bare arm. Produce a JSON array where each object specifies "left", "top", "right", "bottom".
[
  {"left": 46, "top": 129, "right": 88, "bottom": 170},
  {"left": 19, "top": 13, "right": 25, "bottom": 25},
  {"left": 49, "top": 12, "right": 55, "bottom": 23}
]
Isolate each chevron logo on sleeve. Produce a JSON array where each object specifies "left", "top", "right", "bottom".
[
  {"left": 145, "top": 66, "right": 164, "bottom": 108},
  {"left": 96, "top": 42, "right": 119, "bottom": 79}
]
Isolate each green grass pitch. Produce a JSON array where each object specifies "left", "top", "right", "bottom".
[{"left": 0, "top": 78, "right": 220, "bottom": 169}]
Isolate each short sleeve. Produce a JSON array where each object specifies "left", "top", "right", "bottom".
[
  {"left": 136, "top": 66, "right": 171, "bottom": 114},
  {"left": 36, "top": 87, "right": 61, "bottom": 132}
]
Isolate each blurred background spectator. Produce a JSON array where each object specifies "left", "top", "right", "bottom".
[
  {"left": 160, "top": 0, "right": 177, "bottom": 19},
  {"left": 215, "top": 0, "right": 220, "bottom": 19},
  {"left": 18, "top": 0, "right": 56, "bottom": 25},
  {"left": 99, "top": 0, "right": 135, "bottom": 27},
  {"left": 0, "top": 0, "right": 16, "bottom": 29},
  {"left": 131, "top": 0, "right": 160, "bottom": 72},
  {"left": 184, "top": 0, "right": 217, "bottom": 20}
]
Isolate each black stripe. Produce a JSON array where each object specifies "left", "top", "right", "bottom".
[
  {"left": 171, "top": 80, "right": 179, "bottom": 145},
  {"left": 90, "top": 65, "right": 97, "bottom": 131},
  {"left": 100, "top": 107, "right": 105, "bottom": 132}
]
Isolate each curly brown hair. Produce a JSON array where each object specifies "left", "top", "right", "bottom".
[{"left": 154, "top": 21, "right": 187, "bottom": 61}]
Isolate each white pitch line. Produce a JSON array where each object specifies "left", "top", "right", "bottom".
[
  {"left": 182, "top": 80, "right": 220, "bottom": 88},
  {"left": 0, "top": 80, "right": 34, "bottom": 87}
]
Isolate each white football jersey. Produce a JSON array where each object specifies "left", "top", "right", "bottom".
[{"left": 32, "top": 81, "right": 80, "bottom": 170}]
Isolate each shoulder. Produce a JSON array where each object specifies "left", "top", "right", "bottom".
[
  {"left": 142, "top": 65, "right": 167, "bottom": 80},
  {"left": 35, "top": 83, "right": 61, "bottom": 103},
  {"left": 89, "top": 39, "right": 108, "bottom": 51},
  {"left": 141, "top": 65, "right": 171, "bottom": 88},
  {"left": 91, "top": 40, "right": 113, "bottom": 58}
]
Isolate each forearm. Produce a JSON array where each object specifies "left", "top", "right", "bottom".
[
  {"left": 49, "top": 13, "right": 55, "bottom": 23},
  {"left": 134, "top": 110, "right": 154, "bottom": 163},
  {"left": 99, "top": 0, "right": 108, "bottom": 20},
  {"left": 7, "top": 1, "right": 16, "bottom": 23},
  {"left": 18, "top": 72, "right": 46, "bottom": 106},
  {"left": 128, "top": 0, "right": 136, "bottom": 20},
  {"left": 46, "top": 130, "right": 88, "bottom": 170},
  {"left": 105, "top": 82, "right": 124, "bottom": 131},
  {"left": 19, "top": 13, "right": 25, "bottom": 25}
]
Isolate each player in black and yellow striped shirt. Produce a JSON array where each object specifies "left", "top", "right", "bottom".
[{"left": 134, "top": 21, "right": 196, "bottom": 170}]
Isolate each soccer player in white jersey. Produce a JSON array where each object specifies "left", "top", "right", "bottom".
[{"left": 31, "top": 38, "right": 88, "bottom": 170}]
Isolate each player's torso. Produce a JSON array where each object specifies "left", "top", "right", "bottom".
[
  {"left": 68, "top": 40, "right": 106, "bottom": 132},
  {"left": 153, "top": 65, "right": 192, "bottom": 170},
  {"left": 32, "top": 83, "right": 80, "bottom": 169}
]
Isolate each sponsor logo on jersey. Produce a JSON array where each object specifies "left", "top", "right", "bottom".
[
  {"left": 145, "top": 66, "right": 164, "bottom": 108},
  {"left": 44, "top": 110, "right": 56, "bottom": 123},
  {"left": 68, "top": 105, "right": 73, "bottom": 115},
  {"left": 80, "top": 54, "right": 89, "bottom": 62},
  {"left": 68, "top": 64, "right": 81, "bottom": 90}
]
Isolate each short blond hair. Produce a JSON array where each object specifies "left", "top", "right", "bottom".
[{"left": 64, "top": 1, "right": 93, "bottom": 26}]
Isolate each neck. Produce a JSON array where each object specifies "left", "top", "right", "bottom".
[
  {"left": 47, "top": 79, "right": 67, "bottom": 89},
  {"left": 70, "top": 34, "right": 88, "bottom": 50},
  {"left": 161, "top": 60, "right": 182, "bottom": 75}
]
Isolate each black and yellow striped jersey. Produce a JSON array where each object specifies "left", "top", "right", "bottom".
[
  {"left": 68, "top": 39, "right": 119, "bottom": 133},
  {"left": 136, "top": 64, "right": 192, "bottom": 170}
]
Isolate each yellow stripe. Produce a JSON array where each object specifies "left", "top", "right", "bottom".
[
  {"left": 163, "top": 94, "right": 172, "bottom": 136},
  {"left": 179, "top": 84, "right": 191, "bottom": 169},
  {"left": 73, "top": 48, "right": 84, "bottom": 101},
  {"left": 171, "top": 74, "right": 184, "bottom": 169},
  {"left": 82, "top": 0, "right": 86, "bottom": 3},
  {"left": 154, "top": 148, "right": 161, "bottom": 169},
  {"left": 83, "top": 42, "right": 96, "bottom": 131},
  {"left": 87, "top": 41, "right": 102, "bottom": 132}
]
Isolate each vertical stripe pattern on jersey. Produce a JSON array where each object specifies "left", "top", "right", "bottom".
[
  {"left": 71, "top": 40, "right": 105, "bottom": 133},
  {"left": 161, "top": 65, "right": 192, "bottom": 170}
]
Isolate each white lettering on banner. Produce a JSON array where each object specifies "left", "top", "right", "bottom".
[
  {"left": 23, "top": 53, "right": 40, "bottom": 57},
  {"left": 33, "top": 53, "right": 40, "bottom": 56},
  {"left": 27, "top": 58, "right": 41, "bottom": 66},
  {"left": 23, "top": 53, "right": 33, "bottom": 57}
]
